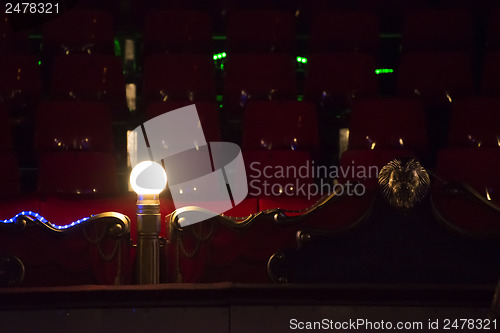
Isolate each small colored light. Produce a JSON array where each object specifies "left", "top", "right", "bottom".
[
  {"left": 0, "top": 211, "right": 90, "bottom": 229},
  {"left": 375, "top": 68, "right": 394, "bottom": 75}
]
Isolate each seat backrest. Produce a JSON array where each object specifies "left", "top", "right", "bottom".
[
  {"left": 143, "top": 10, "right": 213, "bottom": 54},
  {"left": 304, "top": 52, "right": 378, "bottom": 110},
  {"left": 146, "top": 101, "right": 221, "bottom": 142},
  {"left": 226, "top": 10, "right": 295, "bottom": 53},
  {"left": 243, "top": 149, "right": 315, "bottom": 197},
  {"left": 448, "top": 97, "right": 500, "bottom": 148},
  {"left": 143, "top": 53, "right": 215, "bottom": 103},
  {"left": 242, "top": 100, "right": 320, "bottom": 151},
  {"left": 481, "top": 50, "right": 500, "bottom": 97},
  {"left": 35, "top": 101, "right": 114, "bottom": 152},
  {"left": 38, "top": 152, "right": 119, "bottom": 196},
  {"left": 348, "top": 98, "right": 427, "bottom": 153},
  {"left": 436, "top": 148, "right": 500, "bottom": 195},
  {"left": 308, "top": 11, "right": 380, "bottom": 55},
  {"left": 397, "top": 51, "right": 474, "bottom": 108},
  {"left": 42, "top": 9, "right": 114, "bottom": 57},
  {"left": 401, "top": 10, "right": 474, "bottom": 53},
  {"left": 486, "top": 9, "right": 500, "bottom": 51},
  {"left": 0, "top": 55, "right": 42, "bottom": 103},
  {"left": 50, "top": 55, "right": 126, "bottom": 113},
  {"left": 223, "top": 53, "right": 297, "bottom": 109}
]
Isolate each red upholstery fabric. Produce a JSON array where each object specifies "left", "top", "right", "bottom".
[
  {"left": 339, "top": 148, "right": 417, "bottom": 190},
  {"left": 42, "top": 9, "right": 114, "bottom": 57},
  {"left": 309, "top": 11, "right": 380, "bottom": 55},
  {"left": 170, "top": 192, "right": 375, "bottom": 283},
  {"left": 38, "top": 152, "right": 120, "bottom": 196},
  {"left": 448, "top": 97, "right": 500, "bottom": 148},
  {"left": 304, "top": 52, "right": 378, "bottom": 111},
  {"left": 226, "top": 10, "right": 295, "bottom": 53},
  {"left": 397, "top": 52, "right": 474, "bottom": 108},
  {"left": 143, "top": 10, "right": 213, "bottom": 54},
  {"left": 50, "top": 55, "right": 126, "bottom": 116},
  {"left": 432, "top": 148, "right": 500, "bottom": 235},
  {"left": 242, "top": 101, "right": 320, "bottom": 151},
  {"left": 0, "top": 13, "right": 30, "bottom": 54},
  {"left": 142, "top": 54, "right": 215, "bottom": 103},
  {"left": 0, "top": 218, "right": 131, "bottom": 286},
  {"left": 348, "top": 98, "right": 427, "bottom": 154},
  {"left": 485, "top": 9, "right": 500, "bottom": 51},
  {"left": 0, "top": 55, "right": 42, "bottom": 109},
  {"left": 223, "top": 53, "right": 297, "bottom": 111},
  {"left": 481, "top": 51, "right": 500, "bottom": 97},
  {"left": 243, "top": 149, "right": 315, "bottom": 198},
  {"left": 166, "top": 198, "right": 259, "bottom": 283},
  {"left": 35, "top": 101, "right": 114, "bottom": 152},
  {"left": 401, "top": 10, "right": 474, "bottom": 53},
  {"left": 146, "top": 101, "right": 221, "bottom": 142}
]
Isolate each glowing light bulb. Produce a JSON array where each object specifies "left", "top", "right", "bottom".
[{"left": 130, "top": 161, "right": 167, "bottom": 195}]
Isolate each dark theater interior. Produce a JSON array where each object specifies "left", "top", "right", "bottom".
[{"left": 1, "top": 0, "right": 500, "bottom": 331}]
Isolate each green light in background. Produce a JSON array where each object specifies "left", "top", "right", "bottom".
[
  {"left": 114, "top": 39, "right": 121, "bottom": 57},
  {"left": 213, "top": 52, "right": 227, "bottom": 60},
  {"left": 297, "top": 95, "right": 304, "bottom": 101},
  {"left": 375, "top": 68, "right": 394, "bottom": 75},
  {"left": 38, "top": 60, "right": 41, "bottom": 66},
  {"left": 296, "top": 56, "right": 308, "bottom": 64}
]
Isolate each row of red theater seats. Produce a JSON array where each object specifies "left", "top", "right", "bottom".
[
  {"left": 2, "top": 51, "right": 500, "bottom": 119},
  {"left": 0, "top": 95, "right": 498, "bottom": 196},
  {"left": 4, "top": 6, "right": 500, "bottom": 56},
  {"left": 1, "top": 94, "right": 498, "bottom": 159}
]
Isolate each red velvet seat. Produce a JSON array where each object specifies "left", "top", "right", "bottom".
[
  {"left": 308, "top": 11, "right": 380, "bottom": 55},
  {"left": 304, "top": 52, "right": 378, "bottom": 111},
  {"left": 142, "top": 54, "right": 215, "bottom": 103},
  {"left": 0, "top": 209, "right": 132, "bottom": 286},
  {"left": 50, "top": 55, "right": 126, "bottom": 116},
  {"left": 38, "top": 152, "right": 120, "bottom": 196},
  {"left": 431, "top": 148, "right": 500, "bottom": 236},
  {"left": 226, "top": 10, "right": 295, "bottom": 53},
  {"left": 143, "top": 10, "right": 213, "bottom": 54},
  {"left": 0, "top": 13, "right": 31, "bottom": 54},
  {"left": 0, "top": 54, "right": 42, "bottom": 111},
  {"left": 42, "top": 9, "right": 114, "bottom": 58},
  {"left": 35, "top": 101, "right": 114, "bottom": 152},
  {"left": 481, "top": 51, "right": 500, "bottom": 97},
  {"left": 401, "top": 10, "right": 474, "bottom": 53},
  {"left": 223, "top": 53, "right": 297, "bottom": 111},
  {"left": 242, "top": 101, "right": 320, "bottom": 151},
  {"left": 348, "top": 98, "right": 427, "bottom": 155},
  {"left": 146, "top": 101, "right": 221, "bottom": 142},
  {"left": 485, "top": 9, "right": 500, "bottom": 51},
  {"left": 448, "top": 97, "right": 500, "bottom": 148},
  {"left": 397, "top": 51, "right": 474, "bottom": 108}
]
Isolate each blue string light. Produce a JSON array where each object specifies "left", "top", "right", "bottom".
[{"left": 0, "top": 211, "right": 91, "bottom": 230}]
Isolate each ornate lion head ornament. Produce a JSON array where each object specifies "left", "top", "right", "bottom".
[{"left": 378, "top": 158, "right": 430, "bottom": 209}]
